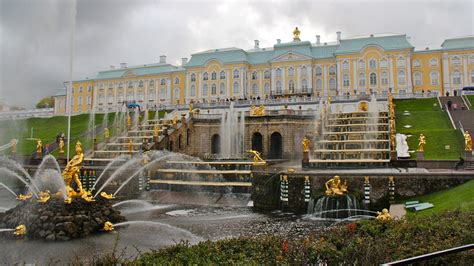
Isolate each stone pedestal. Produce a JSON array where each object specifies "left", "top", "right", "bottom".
[
  {"left": 416, "top": 151, "right": 424, "bottom": 160},
  {"left": 302, "top": 151, "right": 309, "bottom": 168},
  {"left": 390, "top": 151, "right": 397, "bottom": 160},
  {"left": 465, "top": 150, "right": 472, "bottom": 161},
  {"left": 153, "top": 135, "right": 158, "bottom": 143}
]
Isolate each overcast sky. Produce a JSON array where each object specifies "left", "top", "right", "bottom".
[{"left": 0, "top": 0, "right": 473, "bottom": 107}]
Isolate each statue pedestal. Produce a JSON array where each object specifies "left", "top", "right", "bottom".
[
  {"left": 465, "top": 150, "right": 472, "bottom": 161},
  {"left": 416, "top": 151, "right": 424, "bottom": 160},
  {"left": 390, "top": 151, "right": 397, "bottom": 160},
  {"left": 153, "top": 136, "right": 158, "bottom": 143},
  {"left": 302, "top": 151, "right": 309, "bottom": 168}
]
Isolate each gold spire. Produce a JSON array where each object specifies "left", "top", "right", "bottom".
[{"left": 293, "top": 27, "right": 301, "bottom": 41}]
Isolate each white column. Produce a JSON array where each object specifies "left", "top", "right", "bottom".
[
  {"left": 185, "top": 73, "right": 190, "bottom": 103},
  {"left": 226, "top": 69, "right": 230, "bottom": 98},
  {"left": 271, "top": 68, "right": 276, "bottom": 94},
  {"left": 197, "top": 72, "right": 201, "bottom": 99},
  {"left": 240, "top": 68, "right": 244, "bottom": 98},
  {"left": 336, "top": 60, "right": 341, "bottom": 94},
  {"left": 282, "top": 67, "right": 286, "bottom": 94},
  {"left": 463, "top": 56, "right": 468, "bottom": 87},
  {"left": 308, "top": 65, "right": 313, "bottom": 93},
  {"left": 259, "top": 70, "right": 263, "bottom": 97},
  {"left": 296, "top": 66, "right": 300, "bottom": 93},
  {"left": 442, "top": 53, "right": 450, "bottom": 94},
  {"left": 323, "top": 65, "right": 328, "bottom": 97},
  {"left": 406, "top": 55, "right": 413, "bottom": 93},
  {"left": 353, "top": 60, "right": 357, "bottom": 92},
  {"left": 144, "top": 80, "right": 148, "bottom": 106},
  {"left": 389, "top": 56, "right": 394, "bottom": 92},
  {"left": 167, "top": 78, "right": 171, "bottom": 104}
]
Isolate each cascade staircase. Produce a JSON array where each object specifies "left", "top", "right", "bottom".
[{"left": 439, "top": 96, "right": 474, "bottom": 133}]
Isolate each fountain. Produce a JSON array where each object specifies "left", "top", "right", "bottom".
[{"left": 219, "top": 102, "right": 245, "bottom": 159}]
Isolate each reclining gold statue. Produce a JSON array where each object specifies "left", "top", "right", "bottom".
[{"left": 325, "top": 175, "right": 348, "bottom": 196}]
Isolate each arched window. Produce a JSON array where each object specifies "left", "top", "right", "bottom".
[
  {"left": 252, "top": 71, "right": 258, "bottom": 80},
  {"left": 128, "top": 81, "right": 133, "bottom": 88},
  {"left": 397, "top": 56, "right": 406, "bottom": 67},
  {"left": 174, "top": 88, "right": 180, "bottom": 100},
  {"left": 329, "top": 66, "right": 336, "bottom": 75},
  {"left": 79, "top": 86, "right": 83, "bottom": 93},
  {"left": 109, "top": 83, "right": 114, "bottom": 89},
  {"left": 220, "top": 83, "right": 225, "bottom": 94},
  {"left": 329, "top": 78, "right": 336, "bottom": 89},
  {"left": 233, "top": 82, "right": 240, "bottom": 94},
  {"left": 276, "top": 68, "right": 282, "bottom": 77},
  {"left": 149, "top": 80, "right": 154, "bottom": 87},
  {"left": 203, "top": 72, "right": 209, "bottom": 81},
  {"left": 359, "top": 73, "right": 366, "bottom": 86},
  {"left": 301, "top": 79, "right": 308, "bottom": 92},
  {"left": 358, "top": 60, "right": 365, "bottom": 69},
  {"left": 148, "top": 88, "right": 155, "bottom": 99},
  {"left": 316, "top": 79, "right": 322, "bottom": 89},
  {"left": 315, "top": 66, "right": 322, "bottom": 76},
  {"left": 174, "top": 78, "right": 179, "bottom": 84},
  {"left": 413, "top": 59, "right": 421, "bottom": 67},
  {"left": 264, "top": 83, "right": 270, "bottom": 94},
  {"left": 452, "top": 56, "right": 461, "bottom": 65},
  {"left": 202, "top": 84, "right": 208, "bottom": 95},
  {"left": 381, "top": 71, "right": 388, "bottom": 86},
  {"left": 252, "top": 84, "right": 258, "bottom": 95},
  {"left": 430, "top": 58, "right": 438, "bottom": 67},
  {"left": 380, "top": 58, "right": 388, "bottom": 68},
  {"left": 369, "top": 59, "right": 377, "bottom": 69},
  {"left": 414, "top": 72, "right": 422, "bottom": 86},
  {"left": 264, "top": 70, "right": 270, "bottom": 79},
  {"left": 160, "top": 88, "right": 166, "bottom": 99},
  {"left": 288, "top": 67, "right": 294, "bottom": 76},
  {"left": 138, "top": 81, "right": 144, "bottom": 87},
  {"left": 160, "top": 79, "right": 166, "bottom": 85},
  {"left": 211, "top": 84, "right": 217, "bottom": 95},
  {"left": 276, "top": 81, "right": 282, "bottom": 94},
  {"left": 430, "top": 71, "right": 439, "bottom": 85},
  {"left": 186, "top": 128, "right": 191, "bottom": 145},
  {"left": 190, "top": 85, "right": 196, "bottom": 96},
  {"left": 78, "top": 96, "right": 83, "bottom": 105},
  {"left": 370, "top": 73, "right": 377, "bottom": 85},
  {"left": 343, "top": 74, "right": 350, "bottom": 87},
  {"left": 452, "top": 71, "right": 461, "bottom": 84},
  {"left": 398, "top": 70, "right": 406, "bottom": 84},
  {"left": 220, "top": 71, "right": 226, "bottom": 79},
  {"left": 118, "top": 83, "right": 123, "bottom": 89},
  {"left": 191, "top": 73, "right": 196, "bottom": 82},
  {"left": 342, "top": 61, "right": 349, "bottom": 70},
  {"left": 301, "top": 66, "right": 307, "bottom": 76},
  {"left": 233, "top": 69, "right": 240, "bottom": 78},
  {"left": 288, "top": 80, "right": 295, "bottom": 93},
  {"left": 211, "top": 72, "right": 217, "bottom": 80}
]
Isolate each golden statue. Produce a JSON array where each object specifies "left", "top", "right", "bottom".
[
  {"left": 359, "top": 101, "right": 368, "bottom": 112},
  {"left": 16, "top": 193, "right": 32, "bottom": 201},
  {"left": 37, "top": 191, "right": 51, "bottom": 203},
  {"left": 189, "top": 103, "right": 193, "bottom": 113},
  {"left": 36, "top": 139, "right": 43, "bottom": 154},
  {"left": 302, "top": 137, "right": 311, "bottom": 152},
  {"left": 153, "top": 125, "right": 159, "bottom": 137},
  {"left": 376, "top": 208, "right": 392, "bottom": 221},
  {"left": 104, "top": 128, "right": 110, "bottom": 139},
  {"left": 59, "top": 138, "right": 65, "bottom": 154},
  {"left": 128, "top": 139, "right": 133, "bottom": 153},
  {"left": 247, "top": 149, "right": 265, "bottom": 164},
  {"left": 11, "top": 139, "right": 17, "bottom": 154},
  {"left": 172, "top": 114, "right": 178, "bottom": 125},
  {"left": 293, "top": 27, "right": 301, "bottom": 41},
  {"left": 417, "top": 134, "right": 426, "bottom": 152},
  {"left": 325, "top": 175, "right": 348, "bottom": 196},
  {"left": 100, "top": 191, "right": 115, "bottom": 200},
  {"left": 390, "top": 133, "right": 396, "bottom": 151},
  {"left": 14, "top": 225, "right": 26, "bottom": 236},
  {"left": 81, "top": 190, "right": 95, "bottom": 202},
  {"left": 250, "top": 105, "right": 266, "bottom": 116},
  {"left": 62, "top": 140, "right": 85, "bottom": 200},
  {"left": 364, "top": 176, "right": 370, "bottom": 184},
  {"left": 127, "top": 114, "right": 132, "bottom": 129},
  {"left": 464, "top": 131, "right": 472, "bottom": 151},
  {"left": 102, "top": 221, "right": 114, "bottom": 231}
]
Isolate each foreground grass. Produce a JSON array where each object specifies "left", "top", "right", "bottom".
[
  {"left": 466, "top": 95, "right": 474, "bottom": 106},
  {"left": 406, "top": 179, "right": 474, "bottom": 218},
  {"left": 394, "top": 98, "right": 464, "bottom": 159}
]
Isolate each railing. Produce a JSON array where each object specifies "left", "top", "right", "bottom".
[
  {"left": 0, "top": 108, "right": 54, "bottom": 120},
  {"left": 381, "top": 244, "right": 473, "bottom": 265}
]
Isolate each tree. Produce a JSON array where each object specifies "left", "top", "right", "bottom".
[{"left": 36, "top": 97, "right": 54, "bottom": 109}]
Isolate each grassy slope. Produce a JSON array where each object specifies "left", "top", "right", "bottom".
[
  {"left": 394, "top": 98, "right": 464, "bottom": 160},
  {"left": 465, "top": 95, "right": 474, "bottom": 106},
  {"left": 407, "top": 179, "right": 474, "bottom": 218}
]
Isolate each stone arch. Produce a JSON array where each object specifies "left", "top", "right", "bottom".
[
  {"left": 270, "top": 132, "right": 283, "bottom": 159},
  {"left": 251, "top": 132, "right": 263, "bottom": 154},
  {"left": 186, "top": 129, "right": 191, "bottom": 145},
  {"left": 178, "top": 134, "right": 182, "bottom": 150},
  {"left": 211, "top": 134, "right": 221, "bottom": 154}
]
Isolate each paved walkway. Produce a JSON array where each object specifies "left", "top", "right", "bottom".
[{"left": 389, "top": 204, "right": 406, "bottom": 219}]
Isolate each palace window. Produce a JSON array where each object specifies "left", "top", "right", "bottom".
[
  {"left": 370, "top": 73, "right": 377, "bottom": 86},
  {"left": 342, "top": 61, "right": 349, "bottom": 70},
  {"left": 430, "top": 72, "right": 439, "bottom": 85},
  {"left": 470, "top": 55, "right": 474, "bottom": 64},
  {"left": 128, "top": 81, "right": 133, "bottom": 88},
  {"left": 149, "top": 80, "right": 154, "bottom": 87},
  {"left": 211, "top": 72, "right": 216, "bottom": 80},
  {"left": 202, "top": 84, "right": 208, "bottom": 95},
  {"left": 138, "top": 81, "right": 144, "bottom": 87},
  {"left": 100, "top": 84, "right": 104, "bottom": 89},
  {"left": 452, "top": 71, "right": 461, "bottom": 85},
  {"left": 398, "top": 70, "right": 406, "bottom": 84},
  {"left": 452, "top": 56, "right": 461, "bottom": 65},
  {"left": 160, "top": 79, "right": 166, "bottom": 85},
  {"left": 288, "top": 80, "right": 295, "bottom": 93},
  {"left": 276, "top": 81, "right": 282, "bottom": 94},
  {"left": 78, "top": 96, "right": 83, "bottom": 105},
  {"left": 413, "top": 59, "right": 421, "bottom": 67},
  {"left": 160, "top": 88, "right": 166, "bottom": 99},
  {"left": 369, "top": 59, "right": 377, "bottom": 69},
  {"left": 430, "top": 58, "right": 438, "bottom": 67},
  {"left": 301, "top": 79, "right": 308, "bottom": 93},
  {"left": 88, "top": 85, "right": 92, "bottom": 92},
  {"left": 329, "top": 78, "right": 336, "bottom": 90},
  {"left": 380, "top": 58, "right": 388, "bottom": 68},
  {"left": 397, "top": 57, "right": 406, "bottom": 67},
  {"left": 118, "top": 82, "right": 123, "bottom": 89},
  {"left": 359, "top": 73, "right": 366, "bottom": 86},
  {"left": 343, "top": 74, "right": 350, "bottom": 87},
  {"left": 233, "top": 82, "right": 240, "bottom": 94},
  {"left": 252, "top": 71, "right": 258, "bottom": 80},
  {"left": 316, "top": 79, "right": 322, "bottom": 89},
  {"left": 203, "top": 72, "right": 209, "bottom": 81},
  {"left": 315, "top": 66, "right": 322, "bottom": 76},
  {"left": 252, "top": 84, "right": 258, "bottom": 95},
  {"left": 190, "top": 85, "right": 196, "bottom": 96},
  {"left": 191, "top": 73, "right": 196, "bottom": 82},
  {"left": 174, "top": 88, "right": 180, "bottom": 100},
  {"left": 471, "top": 70, "right": 474, "bottom": 83},
  {"left": 211, "top": 84, "right": 217, "bottom": 95},
  {"left": 301, "top": 66, "right": 307, "bottom": 76},
  {"left": 358, "top": 60, "right": 365, "bottom": 69},
  {"left": 148, "top": 88, "right": 155, "bottom": 99},
  {"left": 220, "top": 71, "right": 226, "bottom": 79},
  {"left": 79, "top": 86, "right": 83, "bottom": 93},
  {"left": 329, "top": 66, "right": 336, "bottom": 75},
  {"left": 175, "top": 78, "right": 179, "bottom": 84},
  {"left": 414, "top": 72, "right": 422, "bottom": 86},
  {"left": 233, "top": 69, "right": 240, "bottom": 79},
  {"left": 264, "top": 70, "right": 270, "bottom": 79},
  {"left": 87, "top": 96, "right": 92, "bottom": 105},
  {"left": 264, "top": 83, "right": 270, "bottom": 94},
  {"left": 288, "top": 67, "right": 295, "bottom": 76},
  {"left": 220, "top": 83, "right": 225, "bottom": 94},
  {"left": 381, "top": 71, "right": 388, "bottom": 86},
  {"left": 276, "top": 68, "right": 282, "bottom": 77},
  {"left": 108, "top": 93, "right": 113, "bottom": 103}
]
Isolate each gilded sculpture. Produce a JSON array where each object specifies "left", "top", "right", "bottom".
[
  {"left": 247, "top": 149, "right": 265, "bottom": 164},
  {"left": 464, "top": 131, "right": 472, "bottom": 151},
  {"left": 36, "top": 139, "right": 43, "bottom": 154},
  {"left": 250, "top": 105, "right": 266, "bottom": 116},
  {"left": 10, "top": 139, "right": 17, "bottom": 154},
  {"left": 417, "top": 134, "right": 426, "bottom": 152},
  {"left": 14, "top": 225, "right": 26, "bottom": 236},
  {"left": 128, "top": 139, "right": 133, "bottom": 153},
  {"left": 153, "top": 125, "right": 159, "bottom": 137},
  {"left": 100, "top": 191, "right": 115, "bottom": 200},
  {"left": 37, "top": 191, "right": 51, "bottom": 203},
  {"left": 293, "top": 27, "right": 301, "bottom": 41},
  {"left": 376, "top": 208, "right": 392, "bottom": 221},
  {"left": 59, "top": 137, "right": 65, "bottom": 154},
  {"left": 16, "top": 193, "right": 32, "bottom": 201},
  {"left": 325, "top": 175, "right": 348, "bottom": 196},
  {"left": 127, "top": 114, "right": 132, "bottom": 129},
  {"left": 102, "top": 221, "right": 114, "bottom": 231},
  {"left": 104, "top": 128, "right": 110, "bottom": 139},
  {"left": 62, "top": 141, "right": 85, "bottom": 200},
  {"left": 302, "top": 136, "right": 311, "bottom": 152}
]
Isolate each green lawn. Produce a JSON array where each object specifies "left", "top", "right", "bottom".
[
  {"left": 465, "top": 95, "right": 474, "bottom": 106},
  {"left": 394, "top": 98, "right": 464, "bottom": 160},
  {"left": 406, "top": 179, "right": 474, "bottom": 218}
]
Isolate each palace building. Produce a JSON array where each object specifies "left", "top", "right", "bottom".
[{"left": 53, "top": 29, "right": 474, "bottom": 115}]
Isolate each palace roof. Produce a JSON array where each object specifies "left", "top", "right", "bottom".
[
  {"left": 441, "top": 36, "right": 474, "bottom": 51},
  {"left": 95, "top": 63, "right": 185, "bottom": 80}
]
